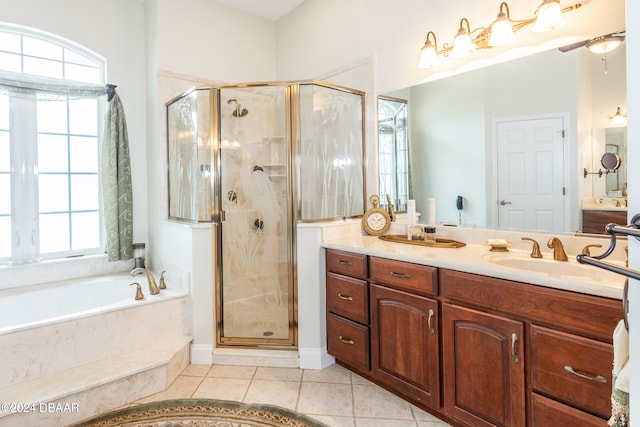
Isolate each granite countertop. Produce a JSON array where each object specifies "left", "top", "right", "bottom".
[{"left": 322, "top": 235, "right": 625, "bottom": 300}]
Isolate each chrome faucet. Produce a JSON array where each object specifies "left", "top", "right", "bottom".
[
  {"left": 131, "top": 268, "right": 160, "bottom": 295},
  {"left": 547, "top": 237, "right": 568, "bottom": 261}
]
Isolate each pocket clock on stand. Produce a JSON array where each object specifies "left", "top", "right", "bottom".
[{"left": 362, "top": 194, "right": 391, "bottom": 236}]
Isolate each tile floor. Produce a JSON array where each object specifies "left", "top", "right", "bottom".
[{"left": 132, "top": 363, "right": 453, "bottom": 427}]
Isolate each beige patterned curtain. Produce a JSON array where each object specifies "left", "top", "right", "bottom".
[{"left": 102, "top": 90, "right": 133, "bottom": 261}]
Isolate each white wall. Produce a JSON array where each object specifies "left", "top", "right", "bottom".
[
  {"left": 156, "top": 0, "right": 277, "bottom": 83},
  {"left": 276, "top": 0, "right": 625, "bottom": 92},
  {"left": 0, "top": 0, "right": 148, "bottom": 246},
  {"left": 145, "top": 0, "right": 280, "bottom": 360}
]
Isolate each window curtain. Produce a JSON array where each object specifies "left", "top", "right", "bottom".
[
  {"left": 0, "top": 72, "right": 132, "bottom": 261},
  {"left": 102, "top": 87, "right": 133, "bottom": 261}
]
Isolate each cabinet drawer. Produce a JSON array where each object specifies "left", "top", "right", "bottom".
[
  {"left": 440, "top": 269, "right": 619, "bottom": 342},
  {"left": 530, "top": 325, "right": 613, "bottom": 419},
  {"left": 369, "top": 257, "right": 437, "bottom": 296},
  {"left": 327, "top": 313, "right": 369, "bottom": 371},
  {"left": 326, "top": 249, "right": 367, "bottom": 279},
  {"left": 327, "top": 272, "right": 368, "bottom": 323},
  {"left": 531, "top": 393, "right": 607, "bottom": 427}
]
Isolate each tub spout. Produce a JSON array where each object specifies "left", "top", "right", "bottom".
[{"left": 131, "top": 268, "right": 160, "bottom": 295}]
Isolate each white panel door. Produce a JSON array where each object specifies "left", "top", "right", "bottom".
[{"left": 496, "top": 117, "right": 565, "bottom": 232}]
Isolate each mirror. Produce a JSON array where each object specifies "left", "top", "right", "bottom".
[
  {"left": 382, "top": 44, "right": 627, "bottom": 234},
  {"left": 603, "top": 127, "right": 627, "bottom": 197}
]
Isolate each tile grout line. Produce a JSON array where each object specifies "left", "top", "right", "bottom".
[{"left": 188, "top": 365, "right": 211, "bottom": 399}]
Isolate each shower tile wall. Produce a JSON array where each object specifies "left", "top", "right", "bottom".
[{"left": 219, "top": 86, "right": 291, "bottom": 341}]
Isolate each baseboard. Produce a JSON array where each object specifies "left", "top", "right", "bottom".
[
  {"left": 190, "top": 344, "right": 214, "bottom": 365},
  {"left": 212, "top": 348, "right": 299, "bottom": 368},
  {"left": 298, "top": 347, "right": 335, "bottom": 370}
]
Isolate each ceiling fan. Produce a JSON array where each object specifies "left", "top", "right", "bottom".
[{"left": 558, "top": 30, "right": 626, "bottom": 54}]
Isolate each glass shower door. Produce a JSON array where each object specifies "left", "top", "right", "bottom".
[{"left": 218, "top": 85, "right": 293, "bottom": 345}]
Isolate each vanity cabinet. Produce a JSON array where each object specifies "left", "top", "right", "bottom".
[
  {"left": 325, "top": 248, "right": 619, "bottom": 427},
  {"left": 369, "top": 257, "right": 440, "bottom": 409},
  {"left": 442, "top": 303, "right": 525, "bottom": 427},
  {"left": 582, "top": 209, "right": 627, "bottom": 234},
  {"left": 326, "top": 250, "right": 370, "bottom": 372},
  {"left": 440, "top": 268, "right": 617, "bottom": 426}
]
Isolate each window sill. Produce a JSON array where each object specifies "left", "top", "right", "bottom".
[{"left": 0, "top": 254, "right": 132, "bottom": 290}]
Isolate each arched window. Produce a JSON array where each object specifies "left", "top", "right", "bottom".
[{"left": 0, "top": 23, "right": 107, "bottom": 263}]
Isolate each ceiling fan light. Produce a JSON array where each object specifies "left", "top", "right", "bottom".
[
  {"left": 533, "top": 0, "right": 566, "bottom": 32},
  {"left": 587, "top": 36, "right": 624, "bottom": 54},
  {"left": 488, "top": 3, "right": 516, "bottom": 47}
]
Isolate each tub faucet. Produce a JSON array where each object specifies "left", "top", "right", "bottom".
[
  {"left": 131, "top": 268, "right": 160, "bottom": 295},
  {"left": 547, "top": 237, "right": 568, "bottom": 261}
]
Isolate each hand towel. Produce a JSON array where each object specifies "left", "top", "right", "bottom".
[{"left": 608, "top": 319, "right": 629, "bottom": 427}]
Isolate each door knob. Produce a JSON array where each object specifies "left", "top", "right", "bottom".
[{"left": 499, "top": 200, "right": 512, "bottom": 206}]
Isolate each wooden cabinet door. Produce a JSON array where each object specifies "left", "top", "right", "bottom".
[
  {"left": 442, "top": 303, "right": 525, "bottom": 427},
  {"left": 370, "top": 284, "right": 440, "bottom": 409}
]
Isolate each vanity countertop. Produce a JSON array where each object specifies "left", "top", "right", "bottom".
[{"left": 322, "top": 235, "right": 625, "bottom": 300}]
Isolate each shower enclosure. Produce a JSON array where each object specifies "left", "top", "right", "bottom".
[{"left": 166, "top": 81, "right": 365, "bottom": 347}]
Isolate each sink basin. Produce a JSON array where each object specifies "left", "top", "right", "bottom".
[{"left": 483, "top": 253, "right": 625, "bottom": 284}]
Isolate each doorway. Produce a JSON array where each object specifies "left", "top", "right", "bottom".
[{"left": 494, "top": 116, "right": 567, "bottom": 232}]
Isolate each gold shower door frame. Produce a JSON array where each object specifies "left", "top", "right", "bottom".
[
  {"left": 211, "top": 81, "right": 366, "bottom": 348},
  {"left": 214, "top": 83, "right": 297, "bottom": 348}
]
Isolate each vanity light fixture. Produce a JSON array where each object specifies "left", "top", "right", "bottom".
[
  {"left": 418, "top": 31, "right": 440, "bottom": 68},
  {"left": 532, "top": 0, "right": 566, "bottom": 32},
  {"left": 451, "top": 18, "right": 476, "bottom": 57},
  {"left": 610, "top": 107, "right": 627, "bottom": 126},
  {"left": 488, "top": 3, "right": 517, "bottom": 47},
  {"left": 417, "top": 1, "right": 581, "bottom": 68}
]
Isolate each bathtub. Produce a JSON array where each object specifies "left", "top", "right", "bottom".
[{"left": 0, "top": 271, "right": 190, "bottom": 389}]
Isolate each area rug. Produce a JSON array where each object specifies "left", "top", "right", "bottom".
[{"left": 67, "top": 398, "right": 329, "bottom": 427}]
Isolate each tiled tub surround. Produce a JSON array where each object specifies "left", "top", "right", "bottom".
[{"left": 0, "top": 271, "right": 191, "bottom": 426}]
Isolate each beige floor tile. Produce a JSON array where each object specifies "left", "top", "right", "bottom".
[
  {"left": 310, "top": 414, "right": 356, "bottom": 427},
  {"left": 417, "top": 422, "right": 452, "bottom": 427},
  {"left": 192, "top": 377, "right": 250, "bottom": 401},
  {"left": 411, "top": 405, "right": 444, "bottom": 422},
  {"left": 297, "top": 382, "right": 353, "bottom": 417},
  {"left": 207, "top": 364, "right": 257, "bottom": 379},
  {"left": 254, "top": 366, "right": 303, "bottom": 382},
  {"left": 243, "top": 379, "right": 300, "bottom": 410},
  {"left": 303, "top": 364, "right": 352, "bottom": 384},
  {"left": 356, "top": 418, "right": 417, "bottom": 427},
  {"left": 181, "top": 364, "right": 211, "bottom": 377},
  {"left": 350, "top": 372, "right": 375, "bottom": 386},
  {"left": 135, "top": 375, "right": 203, "bottom": 404},
  {"left": 352, "top": 384, "right": 414, "bottom": 420}
]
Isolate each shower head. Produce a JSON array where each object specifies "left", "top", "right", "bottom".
[{"left": 227, "top": 98, "right": 249, "bottom": 117}]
